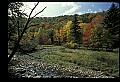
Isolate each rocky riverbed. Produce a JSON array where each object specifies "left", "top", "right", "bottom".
[
  {"left": 8, "top": 47, "right": 114, "bottom": 78},
  {"left": 8, "top": 54, "right": 114, "bottom": 78}
]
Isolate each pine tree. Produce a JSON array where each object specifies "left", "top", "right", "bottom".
[
  {"left": 102, "top": 3, "right": 120, "bottom": 35},
  {"left": 102, "top": 3, "right": 120, "bottom": 49},
  {"left": 70, "top": 14, "right": 83, "bottom": 46}
]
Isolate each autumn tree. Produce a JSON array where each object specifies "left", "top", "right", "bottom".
[
  {"left": 90, "top": 24, "right": 115, "bottom": 51},
  {"left": 60, "top": 21, "right": 72, "bottom": 44},
  {"left": 90, "top": 25, "right": 104, "bottom": 50},
  {"left": 83, "top": 13, "right": 105, "bottom": 49},
  {"left": 78, "top": 23, "right": 89, "bottom": 47},
  {"left": 46, "top": 28, "right": 55, "bottom": 44},
  {"left": 54, "top": 22, "right": 63, "bottom": 45},
  {"left": 79, "top": 13, "right": 90, "bottom": 23},
  {"left": 83, "top": 23, "right": 93, "bottom": 48},
  {"left": 90, "top": 3, "right": 120, "bottom": 51},
  {"left": 87, "top": 13, "right": 96, "bottom": 23}
]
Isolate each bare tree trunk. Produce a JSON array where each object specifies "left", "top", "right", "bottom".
[
  {"left": 58, "top": 29, "right": 61, "bottom": 46},
  {"left": 58, "top": 37, "right": 61, "bottom": 46},
  {"left": 8, "top": 17, "right": 31, "bottom": 63},
  {"left": 51, "top": 36, "right": 54, "bottom": 44}
]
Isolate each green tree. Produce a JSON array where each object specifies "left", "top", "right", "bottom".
[
  {"left": 91, "top": 26, "right": 114, "bottom": 51},
  {"left": 102, "top": 3, "right": 120, "bottom": 49},
  {"left": 89, "top": 13, "right": 106, "bottom": 50},
  {"left": 90, "top": 25, "right": 104, "bottom": 50},
  {"left": 70, "top": 14, "right": 83, "bottom": 47},
  {"left": 8, "top": 2, "right": 26, "bottom": 43},
  {"left": 47, "top": 29, "right": 55, "bottom": 44}
]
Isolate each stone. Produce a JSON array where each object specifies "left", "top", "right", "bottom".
[{"left": 33, "top": 76, "right": 42, "bottom": 78}]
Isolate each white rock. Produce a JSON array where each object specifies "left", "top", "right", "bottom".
[{"left": 33, "top": 76, "right": 42, "bottom": 78}]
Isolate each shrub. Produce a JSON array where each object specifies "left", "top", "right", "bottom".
[
  {"left": 18, "top": 39, "right": 38, "bottom": 53},
  {"left": 64, "top": 41, "right": 78, "bottom": 49}
]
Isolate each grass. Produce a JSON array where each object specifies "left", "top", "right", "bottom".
[{"left": 30, "top": 45, "right": 119, "bottom": 77}]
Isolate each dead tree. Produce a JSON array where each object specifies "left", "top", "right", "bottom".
[{"left": 8, "top": 2, "right": 47, "bottom": 63}]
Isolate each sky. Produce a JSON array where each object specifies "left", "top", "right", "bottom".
[{"left": 20, "top": 2, "right": 119, "bottom": 17}]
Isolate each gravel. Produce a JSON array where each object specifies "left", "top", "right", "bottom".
[{"left": 8, "top": 50, "right": 114, "bottom": 78}]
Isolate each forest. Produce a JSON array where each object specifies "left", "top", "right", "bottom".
[{"left": 8, "top": 2, "right": 119, "bottom": 78}]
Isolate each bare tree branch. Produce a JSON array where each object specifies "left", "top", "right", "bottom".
[
  {"left": 28, "top": 2, "right": 39, "bottom": 19},
  {"left": 31, "top": 6, "right": 47, "bottom": 19},
  {"left": 17, "top": 20, "right": 20, "bottom": 39},
  {"left": 21, "top": 8, "right": 28, "bottom": 17},
  {"left": 8, "top": 2, "right": 47, "bottom": 63}
]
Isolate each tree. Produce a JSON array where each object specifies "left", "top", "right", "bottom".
[
  {"left": 102, "top": 3, "right": 120, "bottom": 35},
  {"left": 87, "top": 13, "right": 96, "bottom": 23},
  {"left": 70, "top": 14, "right": 83, "bottom": 47},
  {"left": 102, "top": 3, "right": 120, "bottom": 49},
  {"left": 8, "top": 2, "right": 47, "bottom": 63},
  {"left": 79, "top": 13, "right": 90, "bottom": 23},
  {"left": 89, "top": 4, "right": 120, "bottom": 51},
  {"left": 37, "top": 27, "right": 49, "bottom": 45},
  {"left": 50, "top": 30, "right": 55, "bottom": 45},
  {"left": 8, "top": 2, "right": 27, "bottom": 48},
  {"left": 90, "top": 25, "right": 104, "bottom": 50},
  {"left": 90, "top": 25, "right": 115, "bottom": 51},
  {"left": 59, "top": 21, "right": 72, "bottom": 44},
  {"left": 79, "top": 23, "right": 89, "bottom": 48},
  {"left": 83, "top": 13, "right": 105, "bottom": 49},
  {"left": 54, "top": 22, "right": 63, "bottom": 45}
]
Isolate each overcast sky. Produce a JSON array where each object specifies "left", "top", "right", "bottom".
[{"left": 20, "top": 2, "right": 119, "bottom": 17}]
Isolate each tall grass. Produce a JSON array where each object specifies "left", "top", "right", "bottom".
[{"left": 34, "top": 45, "right": 119, "bottom": 77}]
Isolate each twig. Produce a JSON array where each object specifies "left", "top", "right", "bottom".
[
  {"left": 28, "top": 2, "right": 39, "bottom": 19},
  {"left": 8, "top": 2, "right": 47, "bottom": 63},
  {"left": 31, "top": 6, "right": 47, "bottom": 19},
  {"left": 17, "top": 20, "right": 20, "bottom": 38}
]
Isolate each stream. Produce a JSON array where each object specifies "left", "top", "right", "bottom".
[{"left": 8, "top": 46, "right": 113, "bottom": 78}]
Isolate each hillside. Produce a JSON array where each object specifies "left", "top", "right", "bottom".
[{"left": 8, "top": 2, "right": 119, "bottom": 78}]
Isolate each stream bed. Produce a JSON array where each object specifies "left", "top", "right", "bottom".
[{"left": 8, "top": 46, "right": 114, "bottom": 78}]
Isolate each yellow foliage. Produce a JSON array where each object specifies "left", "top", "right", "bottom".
[
  {"left": 34, "top": 32, "right": 38, "bottom": 37},
  {"left": 55, "top": 21, "right": 72, "bottom": 41},
  {"left": 79, "top": 23, "right": 87, "bottom": 28},
  {"left": 37, "top": 28, "right": 41, "bottom": 34}
]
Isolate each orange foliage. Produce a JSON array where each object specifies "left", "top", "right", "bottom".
[
  {"left": 83, "top": 37, "right": 89, "bottom": 41},
  {"left": 42, "top": 33, "right": 48, "bottom": 42},
  {"left": 79, "top": 23, "right": 85, "bottom": 27},
  {"left": 31, "top": 26, "right": 35, "bottom": 32},
  {"left": 45, "top": 25, "right": 49, "bottom": 29},
  {"left": 83, "top": 14, "right": 103, "bottom": 46}
]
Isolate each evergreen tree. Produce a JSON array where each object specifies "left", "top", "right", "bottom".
[
  {"left": 48, "top": 29, "right": 55, "bottom": 44},
  {"left": 102, "top": 3, "right": 120, "bottom": 49},
  {"left": 102, "top": 3, "right": 120, "bottom": 35},
  {"left": 70, "top": 14, "right": 83, "bottom": 46}
]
